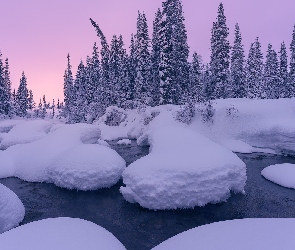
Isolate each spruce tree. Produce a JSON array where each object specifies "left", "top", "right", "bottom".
[
  {"left": 230, "top": 23, "right": 246, "bottom": 98},
  {"left": 188, "top": 52, "right": 203, "bottom": 102},
  {"left": 16, "top": 72, "right": 29, "bottom": 117},
  {"left": 279, "top": 42, "right": 289, "bottom": 98},
  {"left": 150, "top": 8, "right": 162, "bottom": 106},
  {"left": 134, "top": 12, "right": 152, "bottom": 105},
  {"left": 246, "top": 38, "right": 264, "bottom": 99},
  {"left": 28, "top": 90, "right": 35, "bottom": 109},
  {"left": 289, "top": 24, "right": 295, "bottom": 97},
  {"left": 263, "top": 44, "right": 279, "bottom": 99},
  {"left": 159, "top": 0, "right": 189, "bottom": 105},
  {"left": 63, "top": 54, "right": 74, "bottom": 118},
  {"left": 0, "top": 52, "right": 6, "bottom": 116},
  {"left": 210, "top": 3, "right": 230, "bottom": 99}
]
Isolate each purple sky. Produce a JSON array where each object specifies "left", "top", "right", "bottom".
[{"left": 1, "top": 0, "right": 294, "bottom": 103}]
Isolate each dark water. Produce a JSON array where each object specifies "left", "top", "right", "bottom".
[{"left": 1, "top": 141, "right": 295, "bottom": 250}]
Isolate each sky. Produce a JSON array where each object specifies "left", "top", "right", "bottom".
[{"left": 0, "top": 0, "right": 294, "bottom": 103}]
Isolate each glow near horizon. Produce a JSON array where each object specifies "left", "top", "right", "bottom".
[{"left": 0, "top": 0, "right": 294, "bottom": 103}]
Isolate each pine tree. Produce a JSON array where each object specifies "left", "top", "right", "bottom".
[
  {"left": 246, "top": 37, "right": 264, "bottom": 99},
  {"left": 28, "top": 89, "right": 35, "bottom": 109},
  {"left": 71, "top": 60, "right": 87, "bottom": 123},
  {"left": 0, "top": 52, "right": 6, "bottom": 116},
  {"left": 279, "top": 42, "right": 289, "bottom": 98},
  {"left": 150, "top": 8, "right": 162, "bottom": 106},
  {"left": 289, "top": 24, "right": 295, "bottom": 97},
  {"left": 63, "top": 54, "right": 74, "bottom": 117},
  {"left": 230, "top": 23, "right": 246, "bottom": 98},
  {"left": 134, "top": 12, "right": 152, "bottom": 105},
  {"left": 158, "top": 0, "right": 189, "bottom": 105},
  {"left": 209, "top": 3, "right": 230, "bottom": 99},
  {"left": 188, "top": 52, "right": 203, "bottom": 102},
  {"left": 3, "top": 58, "right": 13, "bottom": 116},
  {"left": 263, "top": 44, "right": 279, "bottom": 99},
  {"left": 16, "top": 72, "right": 29, "bottom": 117}
]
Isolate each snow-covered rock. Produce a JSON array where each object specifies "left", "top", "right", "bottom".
[
  {"left": 117, "top": 139, "right": 131, "bottom": 145},
  {"left": 261, "top": 163, "right": 295, "bottom": 189},
  {"left": 96, "top": 139, "right": 110, "bottom": 147},
  {"left": 0, "top": 120, "right": 55, "bottom": 150},
  {"left": 0, "top": 183, "right": 25, "bottom": 233},
  {"left": 120, "top": 126, "right": 246, "bottom": 210},
  {"left": 49, "top": 144, "right": 126, "bottom": 190},
  {"left": 0, "top": 217, "right": 126, "bottom": 250},
  {"left": 0, "top": 123, "right": 126, "bottom": 190},
  {"left": 152, "top": 218, "right": 295, "bottom": 250}
]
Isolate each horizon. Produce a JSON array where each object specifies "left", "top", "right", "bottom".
[{"left": 1, "top": 0, "right": 294, "bottom": 103}]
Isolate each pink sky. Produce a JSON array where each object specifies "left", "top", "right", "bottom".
[{"left": 1, "top": 0, "right": 294, "bottom": 103}]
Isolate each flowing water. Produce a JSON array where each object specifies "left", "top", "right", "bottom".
[{"left": 1, "top": 140, "right": 295, "bottom": 250}]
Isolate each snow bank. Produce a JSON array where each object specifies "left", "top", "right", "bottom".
[
  {"left": 261, "top": 163, "right": 295, "bottom": 189},
  {"left": 49, "top": 144, "right": 126, "bottom": 190},
  {"left": 120, "top": 126, "right": 246, "bottom": 210},
  {"left": 0, "top": 123, "right": 126, "bottom": 190},
  {"left": 0, "top": 183, "right": 25, "bottom": 233},
  {"left": 0, "top": 119, "right": 24, "bottom": 133},
  {"left": 0, "top": 217, "right": 126, "bottom": 250},
  {"left": 117, "top": 139, "right": 131, "bottom": 145},
  {"left": 96, "top": 139, "right": 110, "bottom": 147},
  {"left": 191, "top": 98, "right": 295, "bottom": 154},
  {"left": 152, "top": 218, "right": 295, "bottom": 250},
  {"left": 0, "top": 120, "right": 55, "bottom": 150}
]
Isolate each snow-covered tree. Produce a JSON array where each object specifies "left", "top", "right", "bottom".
[
  {"left": 263, "top": 44, "right": 279, "bottom": 99},
  {"left": 150, "top": 8, "right": 162, "bottom": 106},
  {"left": 134, "top": 12, "right": 152, "bottom": 105},
  {"left": 63, "top": 54, "right": 74, "bottom": 117},
  {"left": 279, "top": 42, "right": 289, "bottom": 98},
  {"left": 28, "top": 89, "right": 35, "bottom": 109},
  {"left": 158, "top": 0, "right": 189, "bottom": 105},
  {"left": 16, "top": 72, "right": 29, "bottom": 117},
  {"left": 289, "top": 25, "right": 295, "bottom": 97},
  {"left": 209, "top": 3, "right": 230, "bottom": 99},
  {"left": 246, "top": 37, "right": 264, "bottom": 99},
  {"left": 188, "top": 52, "right": 203, "bottom": 102},
  {"left": 230, "top": 23, "right": 246, "bottom": 98}
]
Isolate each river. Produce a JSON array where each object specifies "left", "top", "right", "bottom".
[{"left": 1, "top": 140, "right": 295, "bottom": 250}]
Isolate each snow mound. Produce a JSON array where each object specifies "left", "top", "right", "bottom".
[
  {"left": 120, "top": 126, "right": 246, "bottom": 210},
  {"left": 0, "top": 217, "right": 126, "bottom": 250},
  {"left": 49, "top": 144, "right": 126, "bottom": 190},
  {"left": 0, "top": 120, "right": 55, "bottom": 150},
  {"left": 117, "top": 139, "right": 131, "bottom": 145},
  {"left": 152, "top": 218, "right": 295, "bottom": 250},
  {"left": 261, "top": 163, "right": 295, "bottom": 189},
  {"left": 98, "top": 123, "right": 129, "bottom": 141},
  {"left": 0, "top": 124, "right": 125, "bottom": 190},
  {"left": 0, "top": 183, "right": 25, "bottom": 233}
]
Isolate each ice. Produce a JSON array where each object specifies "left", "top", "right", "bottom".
[
  {"left": 117, "top": 139, "right": 131, "bottom": 145},
  {"left": 120, "top": 126, "right": 246, "bottom": 210},
  {"left": 0, "top": 217, "right": 126, "bottom": 250},
  {"left": 0, "top": 183, "right": 25, "bottom": 233},
  {"left": 49, "top": 144, "right": 126, "bottom": 190},
  {"left": 0, "top": 123, "right": 126, "bottom": 190},
  {"left": 0, "top": 120, "right": 56, "bottom": 150},
  {"left": 261, "top": 163, "right": 295, "bottom": 189},
  {"left": 152, "top": 218, "right": 295, "bottom": 250}
]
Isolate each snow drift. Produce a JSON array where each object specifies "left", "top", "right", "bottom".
[
  {"left": 120, "top": 126, "right": 246, "bottom": 210},
  {"left": 0, "top": 217, "right": 126, "bottom": 250},
  {"left": 0, "top": 183, "right": 25, "bottom": 233},
  {"left": 152, "top": 218, "right": 295, "bottom": 250}
]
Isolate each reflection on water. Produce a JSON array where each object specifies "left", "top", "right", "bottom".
[{"left": 1, "top": 141, "right": 295, "bottom": 250}]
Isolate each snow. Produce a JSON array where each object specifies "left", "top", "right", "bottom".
[
  {"left": 0, "top": 120, "right": 56, "bottom": 150},
  {"left": 120, "top": 126, "right": 246, "bottom": 210},
  {"left": 0, "top": 123, "right": 126, "bottom": 190},
  {"left": 152, "top": 218, "right": 295, "bottom": 250},
  {"left": 0, "top": 217, "right": 126, "bottom": 250},
  {"left": 117, "top": 139, "right": 131, "bottom": 145},
  {"left": 49, "top": 144, "right": 126, "bottom": 190},
  {"left": 98, "top": 123, "right": 129, "bottom": 141},
  {"left": 0, "top": 183, "right": 25, "bottom": 233},
  {"left": 96, "top": 139, "right": 111, "bottom": 147},
  {"left": 0, "top": 119, "right": 24, "bottom": 133},
  {"left": 261, "top": 163, "right": 295, "bottom": 189}
]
